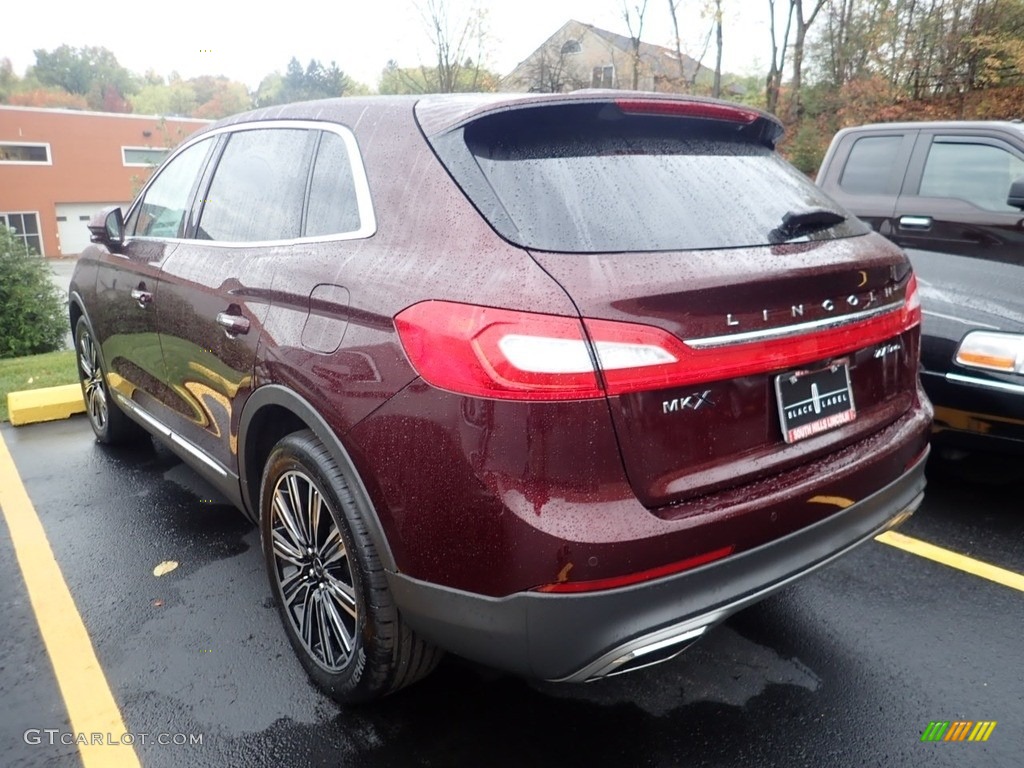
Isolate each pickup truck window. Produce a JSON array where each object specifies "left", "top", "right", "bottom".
[
  {"left": 919, "top": 139, "right": 1024, "bottom": 212},
  {"left": 840, "top": 136, "right": 903, "bottom": 194}
]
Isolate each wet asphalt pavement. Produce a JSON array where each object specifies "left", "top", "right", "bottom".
[{"left": 0, "top": 417, "right": 1021, "bottom": 768}]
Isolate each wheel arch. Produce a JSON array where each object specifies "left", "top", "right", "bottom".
[
  {"left": 68, "top": 291, "right": 86, "bottom": 338},
  {"left": 238, "top": 384, "right": 397, "bottom": 572}
]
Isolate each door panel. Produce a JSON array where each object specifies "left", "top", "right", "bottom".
[
  {"left": 92, "top": 239, "right": 175, "bottom": 414},
  {"left": 93, "top": 137, "right": 216, "bottom": 414},
  {"left": 819, "top": 131, "right": 915, "bottom": 234},
  {"left": 154, "top": 244, "right": 275, "bottom": 469},
  {"left": 154, "top": 126, "right": 315, "bottom": 470},
  {"left": 892, "top": 134, "right": 1024, "bottom": 265}
]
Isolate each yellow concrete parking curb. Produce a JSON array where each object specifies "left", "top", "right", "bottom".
[{"left": 7, "top": 384, "right": 85, "bottom": 426}]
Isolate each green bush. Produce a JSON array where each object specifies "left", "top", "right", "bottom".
[
  {"left": 0, "top": 226, "right": 68, "bottom": 359},
  {"left": 787, "top": 120, "right": 828, "bottom": 177}
]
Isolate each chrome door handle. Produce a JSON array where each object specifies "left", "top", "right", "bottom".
[
  {"left": 216, "top": 312, "right": 250, "bottom": 336},
  {"left": 898, "top": 215, "right": 933, "bottom": 230},
  {"left": 130, "top": 288, "right": 153, "bottom": 308}
]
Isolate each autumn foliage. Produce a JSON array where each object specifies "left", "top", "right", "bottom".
[{"left": 7, "top": 88, "right": 88, "bottom": 110}]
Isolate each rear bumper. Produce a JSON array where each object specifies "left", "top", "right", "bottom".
[{"left": 388, "top": 447, "right": 928, "bottom": 681}]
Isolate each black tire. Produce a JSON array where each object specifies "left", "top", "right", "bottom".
[
  {"left": 74, "top": 316, "right": 146, "bottom": 445},
  {"left": 260, "top": 430, "right": 442, "bottom": 704}
]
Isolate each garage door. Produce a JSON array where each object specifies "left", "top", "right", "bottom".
[{"left": 55, "top": 202, "right": 129, "bottom": 257}]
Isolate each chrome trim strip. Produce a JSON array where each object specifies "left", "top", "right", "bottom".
[
  {"left": 125, "top": 118, "right": 377, "bottom": 245},
  {"left": 584, "top": 625, "right": 709, "bottom": 681},
  {"left": 945, "top": 372, "right": 1024, "bottom": 395},
  {"left": 687, "top": 302, "right": 902, "bottom": 349},
  {"left": 168, "top": 433, "right": 229, "bottom": 477},
  {"left": 114, "top": 393, "right": 170, "bottom": 436},
  {"left": 113, "top": 393, "right": 229, "bottom": 477},
  {"left": 128, "top": 229, "right": 371, "bottom": 249}
]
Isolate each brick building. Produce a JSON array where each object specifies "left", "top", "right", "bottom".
[{"left": 0, "top": 106, "right": 209, "bottom": 258}]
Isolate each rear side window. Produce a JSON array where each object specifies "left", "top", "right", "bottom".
[
  {"left": 918, "top": 138, "right": 1024, "bottom": 212},
  {"left": 305, "top": 130, "right": 361, "bottom": 237},
  {"left": 197, "top": 128, "right": 315, "bottom": 242},
  {"left": 431, "top": 104, "right": 866, "bottom": 253},
  {"left": 839, "top": 135, "right": 903, "bottom": 194}
]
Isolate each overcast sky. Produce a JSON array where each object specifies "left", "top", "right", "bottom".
[{"left": 5, "top": 1, "right": 772, "bottom": 91}]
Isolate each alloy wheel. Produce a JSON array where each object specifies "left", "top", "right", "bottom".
[
  {"left": 270, "top": 469, "right": 359, "bottom": 673},
  {"left": 78, "top": 329, "right": 108, "bottom": 432}
]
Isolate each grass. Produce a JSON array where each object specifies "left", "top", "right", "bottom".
[{"left": 0, "top": 350, "right": 79, "bottom": 422}]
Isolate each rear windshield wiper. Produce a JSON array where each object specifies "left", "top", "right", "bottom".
[{"left": 769, "top": 207, "right": 846, "bottom": 244}]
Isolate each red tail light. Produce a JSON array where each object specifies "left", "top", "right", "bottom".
[
  {"left": 904, "top": 272, "right": 922, "bottom": 328},
  {"left": 394, "top": 278, "right": 920, "bottom": 401},
  {"left": 394, "top": 302, "right": 604, "bottom": 400}
]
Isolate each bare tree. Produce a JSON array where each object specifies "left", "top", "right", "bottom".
[
  {"left": 623, "top": 0, "right": 651, "bottom": 90},
  {"left": 712, "top": 0, "right": 723, "bottom": 97},
  {"left": 818, "top": 0, "right": 881, "bottom": 88},
  {"left": 417, "top": 0, "right": 488, "bottom": 93},
  {"left": 667, "top": 0, "right": 689, "bottom": 83},
  {"left": 792, "top": 0, "right": 1024, "bottom": 115},
  {"left": 766, "top": 0, "right": 795, "bottom": 114},
  {"left": 692, "top": 15, "right": 716, "bottom": 87},
  {"left": 518, "top": 30, "right": 589, "bottom": 93},
  {"left": 787, "top": 0, "right": 828, "bottom": 120}
]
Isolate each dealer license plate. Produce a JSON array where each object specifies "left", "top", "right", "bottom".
[{"left": 775, "top": 361, "right": 857, "bottom": 444}]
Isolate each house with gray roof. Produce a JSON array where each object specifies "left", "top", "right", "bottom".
[{"left": 503, "top": 19, "right": 707, "bottom": 94}]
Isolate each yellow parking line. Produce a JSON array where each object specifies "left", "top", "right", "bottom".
[
  {"left": 0, "top": 431, "right": 140, "bottom": 768},
  {"left": 876, "top": 530, "right": 1024, "bottom": 593}
]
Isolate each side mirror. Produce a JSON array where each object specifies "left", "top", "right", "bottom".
[
  {"left": 87, "top": 206, "right": 125, "bottom": 250},
  {"left": 1008, "top": 176, "right": 1024, "bottom": 210}
]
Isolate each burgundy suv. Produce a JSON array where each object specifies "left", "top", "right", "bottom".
[{"left": 70, "top": 93, "right": 932, "bottom": 704}]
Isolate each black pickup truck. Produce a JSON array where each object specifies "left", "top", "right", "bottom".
[{"left": 817, "top": 121, "right": 1024, "bottom": 455}]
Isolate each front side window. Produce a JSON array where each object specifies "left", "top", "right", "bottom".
[
  {"left": 129, "top": 138, "right": 213, "bottom": 238},
  {"left": 196, "top": 128, "right": 314, "bottom": 242},
  {"left": 919, "top": 139, "right": 1024, "bottom": 212},
  {"left": 839, "top": 135, "right": 903, "bottom": 194}
]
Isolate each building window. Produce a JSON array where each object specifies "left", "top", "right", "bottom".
[
  {"left": 560, "top": 40, "right": 582, "bottom": 55},
  {"left": 1, "top": 212, "right": 44, "bottom": 255},
  {"left": 592, "top": 65, "right": 614, "bottom": 89},
  {"left": 122, "top": 147, "right": 170, "bottom": 167},
  {"left": 0, "top": 143, "right": 51, "bottom": 164}
]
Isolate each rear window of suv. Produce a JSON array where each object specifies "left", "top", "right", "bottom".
[{"left": 430, "top": 103, "right": 868, "bottom": 253}]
